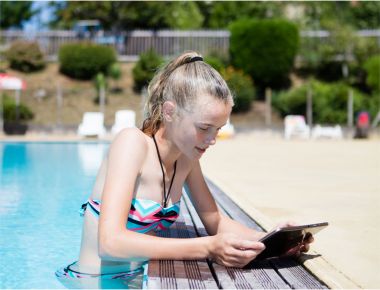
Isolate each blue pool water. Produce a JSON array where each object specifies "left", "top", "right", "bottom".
[{"left": 0, "top": 142, "right": 109, "bottom": 288}]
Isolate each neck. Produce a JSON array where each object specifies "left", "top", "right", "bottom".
[{"left": 154, "top": 127, "right": 181, "bottom": 169}]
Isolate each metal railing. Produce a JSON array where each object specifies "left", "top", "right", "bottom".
[{"left": 1, "top": 29, "right": 379, "bottom": 61}]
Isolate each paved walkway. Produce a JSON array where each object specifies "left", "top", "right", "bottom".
[{"left": 201, "top": 132, "right": 380, "bottom": 289}]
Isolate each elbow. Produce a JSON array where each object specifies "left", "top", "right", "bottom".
[
  {"left": 98, "top": 229, "right": 136, "bottom": 260},
  {"left": 98, "top": 235, "right": 116, "bottom": 260},
  {"left": 98, "top": 230, "right": 125, "bottom": 260}
]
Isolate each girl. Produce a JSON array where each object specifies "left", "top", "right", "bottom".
[{"left": 56, "top": 51, "right": 312, "bottom": 289}]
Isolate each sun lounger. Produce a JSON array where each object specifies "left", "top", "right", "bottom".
[
  {"left": 284, "top": 115, "right": 310, "bottom": 140},
  {"left": 77, "top": 112, "right": 106, "bottom": 137},
  {"left": 312, "top": 125, "right": 343, "bottom": 139},
  {"left": 111, "top": 110, "right": 136, "bottom": 135}
]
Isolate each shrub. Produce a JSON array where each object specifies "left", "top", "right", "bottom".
[
  {"left": 229, "top": 18, "right": 299, "bottom": 91},
  {"left": 108, "top": 62, "right": 123, "bottom": 93},
  {"left": 132, "top": 49, "right": 164, "bottom": 92},
  {"left": 364, "top": 55, "right": 380, "bottom": 93},
  {"left": 108, "top": 63, "right": 122, "bottom": 81},
  {"left": 222, "top": 67, "right": 255, "bottom": 113},
  {"left": 204, "top": 56, "right": 225, "bottom": 73},
  {"left": 59, "top": 42, "right": 116, "bottom": 80},
  {"left": 6, "top": 41, "right": 45, "bottom": 72},
  {"left": 2, "top": 94, "right": 34, "bottom": 122},
  {"left": 273, "top": 80, "right": 373, "bottom": 124},
  {"left": 93, "top": 72, "right": 108, "bottom": 104}
]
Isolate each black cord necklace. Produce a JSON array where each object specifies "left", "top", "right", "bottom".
[{"left": 152, "top": 135, "right": 177, "bottom": 208}]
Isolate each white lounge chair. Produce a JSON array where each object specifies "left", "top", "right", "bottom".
[
  {"left": 311, "top": 125, "right": 343, "bottom": 139},
  {"left": 111, "top": 110, "right": 136, "bottom": 135},
  {"left": 284, "top": 115, "right": 310, "bottom": 140},
  {"left": 77, "top": 112, "right": 106, "bottom": 137},
  {"left": 217, "top": 118, "right": 235, "bottom": 139}
]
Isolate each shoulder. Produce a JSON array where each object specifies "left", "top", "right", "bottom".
[{"left": 109, "top": 127, "right": 149, "bottom": 157}]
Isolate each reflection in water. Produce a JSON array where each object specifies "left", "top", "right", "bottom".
[{"left": 77, "top": 144, "right": 108, "bottom": 176}]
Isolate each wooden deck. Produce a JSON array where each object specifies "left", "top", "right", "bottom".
[{"left": 147, "top": 179, "right": 328, "bottom": 289}]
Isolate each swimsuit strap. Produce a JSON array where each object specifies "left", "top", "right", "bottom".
[{"left": 152, "top": 134, "right": 177, "bottom": 208}]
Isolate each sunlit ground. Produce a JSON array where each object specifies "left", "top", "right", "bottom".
[{"left": 202, "top": 132, "right": 380, "bottom": 288}]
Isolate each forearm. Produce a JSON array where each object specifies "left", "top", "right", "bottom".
[
  {"left": 216, "top": 214, "right": 266, "bottom": 241},
  {"left": 100, "top": 230, "right": 213, "bottom": 262}
]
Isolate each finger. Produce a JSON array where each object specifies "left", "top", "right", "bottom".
[
  {"left": 233, "top": 240, "right": 265, "bottom": 251},
  {"left": 300, "top": 243, "right": 310, "bottom": 253},
  {"left": 305, "top": 234, "right": 314, "bottom": 243}
]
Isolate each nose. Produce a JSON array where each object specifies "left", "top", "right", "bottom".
[{"left": 205, "top": 134, "right": 217, "bottom": 146}]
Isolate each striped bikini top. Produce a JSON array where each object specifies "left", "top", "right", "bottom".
[{"left": 81, "top": 198, "right": 180, "bottom": 234}]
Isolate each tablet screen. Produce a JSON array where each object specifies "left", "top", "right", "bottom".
[{"left": 255, "top": 222, "right": 328, "bottom": 260}]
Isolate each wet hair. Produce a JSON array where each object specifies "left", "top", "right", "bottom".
[{"left": 141, "top": 51, "right": 233, "bottom": 136}]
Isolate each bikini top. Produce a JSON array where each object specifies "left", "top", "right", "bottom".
[{"left": 80, "top": 198, "right": 181, "bottom": 234}]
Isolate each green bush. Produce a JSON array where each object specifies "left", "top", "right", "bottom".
[
  {"left": 364, "top": 55, "right": 380, "bottom": 93},
  {"left": 273, "top": 80, "right": 374, "bottom": 124},
  {"left": 132, "top": 49, "right": 164, "bottom": 92},
  {"left": 6, "top": 41, "right": 45, "bottom": 72},
  {"left": 204, "top": 56, "right": 225, "bottom": 73},
  {"left": 108, "top": 62, "right": 122, "bottom": 80},
  {"left": 229, "top": 19, "right": 299, "bottom": 90},
  {"left": 93, "top": 72, "right": 108, "bottom": 104},
  {"left": 222, "top": 67, "right": 255, "bottom": 113},
  {"left": 59, "top": 42, "right": 116, "bottom": 80},
  {"left": 2, "top": 94, "right": 34, "bottom": 122}
]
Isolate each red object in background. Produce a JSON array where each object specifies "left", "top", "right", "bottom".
[{"left": 357, "top": 111, "right": 370, "bottom": 128}]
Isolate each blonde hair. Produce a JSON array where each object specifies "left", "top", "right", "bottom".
[{"left": 141, "top": 51, "right": 233, "bottom": 136}]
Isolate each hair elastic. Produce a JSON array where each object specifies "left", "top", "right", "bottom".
[{"left": 188, "top": 56, "right": 203, "bottom": 63}]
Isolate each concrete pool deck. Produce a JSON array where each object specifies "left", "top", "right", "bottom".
[
  {"left": 2, "top": 130, "right": 379, "bottom": 288},
  {"left": 201, "top": 131, "right": 380, "bottom": 289}
]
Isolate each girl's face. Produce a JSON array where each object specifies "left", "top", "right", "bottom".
[{"left": 172, "top": 95, "right": 233, "bottom": 159}]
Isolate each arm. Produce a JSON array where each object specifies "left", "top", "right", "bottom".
[
  {"left": 186, "top": 162, "right": 313, "bottom": 259},
  {"left": 98, "top": 128, "right": 212, "bottom": 262},
  {"left": 185, "top": 161, "right": 266, "bottom": 265},
  {"left": 98, "top": 130, "right": 262, "bottom": 268},
  {"left": 185, "top": 161, "right": 265, "bottom": 240}
]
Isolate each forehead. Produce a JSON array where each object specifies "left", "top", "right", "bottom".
[{"left": 186, "top": 95, "right": 232, "bottom": 125}]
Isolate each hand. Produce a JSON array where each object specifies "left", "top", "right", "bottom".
[
  {"left": 209, "top": 233, "right": 265, "bottom": 268},
  {"left": 275, "top": 221, "right": 315, "bottom": 257}
]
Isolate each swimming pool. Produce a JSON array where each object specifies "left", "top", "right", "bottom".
[{"left": 0, "top": 142, "right": 109, "bottom": 288}]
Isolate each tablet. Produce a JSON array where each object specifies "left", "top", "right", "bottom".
[{"left": 255, "top": 222, "right": 328, "bottom": 260}]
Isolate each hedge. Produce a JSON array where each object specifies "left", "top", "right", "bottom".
[
  {"left": 229, "top": 18, "right": 299, "bottom": 90},
  {"left": 59, "top": 42, "right": 116, "bottom": 80},
  {"left": 273, "top": 80, "right": 374, "bottom": 124}
]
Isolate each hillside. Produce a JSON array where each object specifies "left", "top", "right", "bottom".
[{"left": 2, "top": 63, "right": 283, "bottom": 129}]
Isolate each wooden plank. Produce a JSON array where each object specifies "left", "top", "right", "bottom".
[
  {"left": 204, "top": 178, "right": 264, "bottom": 232},
  {"left": 184, "top": 183, "right": 328, "bottom": 289},
  {"left": 147, "top": 200, "right": 218, "bottom": 289},
  {"left": 182, "top": 190, "right": 292, "bottom": 289},
  {"left": 270, "top": 258, "right": 327, "bottom": 289}
]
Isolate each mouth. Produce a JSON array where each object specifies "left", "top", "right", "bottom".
[{"left": 195, "top": 147, "right": 207, "bottom": 154}]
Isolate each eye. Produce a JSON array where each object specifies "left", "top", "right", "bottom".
[{"left": 198, "top": 127, "right": 208, "bottom": 131}]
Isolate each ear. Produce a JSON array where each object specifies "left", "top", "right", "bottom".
[{"left": 162, "top": 101, "right": 176, "bottom": 122}]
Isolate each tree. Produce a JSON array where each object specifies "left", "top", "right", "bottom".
[
  {"left": 49, "top": 1, "right": 203, "bottom": 30},
  {"left": 206, "top": 2, "right": 285, "bottom": 28},
  {"left": 230, "top": 19, "right": 299, "bottom": 92},
  {"left": 0, "top": 1, "right": 36, "bottom": 29}
]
